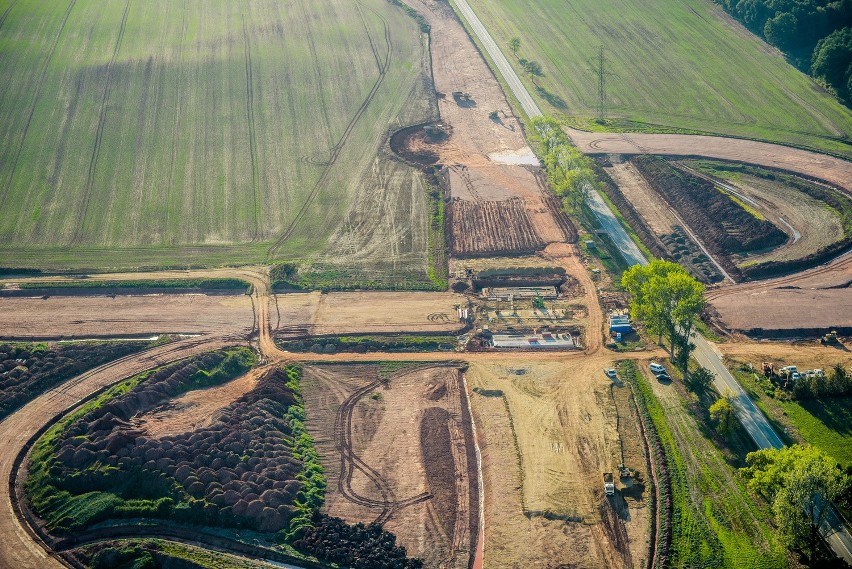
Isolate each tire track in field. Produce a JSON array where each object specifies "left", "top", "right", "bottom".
[
  {"left": 72, "top": 0, "right": 131, "bottom": 245},
  {"left": 0, "top": 0, "right": 77, "bottom": 210},
  {"left": 333, "top": 366, "right": 433, "bottom": 525},
  {"left": 0, "top": 0, "right": 19, "bottom": 31},
  {"left": 242, "top": 8, "right": 260, "bottom": 242},
  {"left": 267, "top": 1, "right": 392, "bottom": 257},
  {"left": 164, "top": 6, "right": 188, "bottom": 239}
]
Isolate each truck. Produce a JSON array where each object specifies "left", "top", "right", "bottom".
[{"left": 603, "top": 472, "right": 615, "bottom": 496}]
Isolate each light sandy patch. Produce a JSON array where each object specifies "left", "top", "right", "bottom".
[
  {"left": 0, "top": 294, "right": 254, "bottom": 340},
  {"left": 487, "top": 147, "right": 539, "bottom": 166},
  {"left": 273, "top": 291, "right": 467, "bottom": 336},
  {"left": 467, "top": 356, "right": 649, "bottom": 568}
]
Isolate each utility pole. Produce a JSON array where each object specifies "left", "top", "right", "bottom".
[{"left": 588, "top": 45, "right": 617, "bottom": 123}]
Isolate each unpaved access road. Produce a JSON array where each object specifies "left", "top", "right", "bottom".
[
  {"left": 0, "top": 335, "right": 244, "bottom": 569},
  {"left": 707, "top": 251, "right": 852, "bottom": 334},
  {"left": 570, "top": 129, "right": 852, "bottom": 194}
]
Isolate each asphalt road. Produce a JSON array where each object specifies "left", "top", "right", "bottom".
[{"left": 450, "top": 0, "right": 852, "bottom": 562}]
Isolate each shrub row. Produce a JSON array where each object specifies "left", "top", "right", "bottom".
[{"left": 277, "top": 335, "right": 455, "bottom": 354}]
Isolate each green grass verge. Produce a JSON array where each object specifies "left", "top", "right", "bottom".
[
  {"left": 463, "top": 0, "right": 852, "bottom": 158},
  {"left": 622, "top": 360, "right": 787, "bottom": 568},
  {"left": 18, "top": 278, "right": 250, "bottom": 291},
  {"left": 277, "top": 335, "right": 457, "bottom": 354}
]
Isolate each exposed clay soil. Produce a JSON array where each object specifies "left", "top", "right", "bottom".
[
  {"left": 300, "top": 363, "right": 477, "bottom": 569},
  {"left": 707, "top": 252, "right": 852, "bottom": 335},
  {"left": 570, "top": 129, "right": 852, "bottom": 195},
  {"left": 272, "top": 291, "right": 467, "bottom": 338},
  {"left": 0, "top": 294, "right": 254, "bottom": 340},
  {"left": 405, "top": 0, "right": 576, "bottom": 258}
]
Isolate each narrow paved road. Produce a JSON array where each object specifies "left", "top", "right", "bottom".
[{"left": 450, "top": 0, "right": 852, "bottom": 563}]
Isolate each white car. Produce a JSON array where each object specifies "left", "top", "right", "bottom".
[
  {"left": 605, "top": 368, "right": 617, "bottom": 379},
  {"left": 649, "top": 363, "right": 665, "bottom": 374},
  {"left": 791, "top": 372, "right": 801, "bottom": 381}
]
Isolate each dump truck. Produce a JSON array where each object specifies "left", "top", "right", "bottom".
[{"left": 603, "top": 472, "right": 615, "bottom": 496}]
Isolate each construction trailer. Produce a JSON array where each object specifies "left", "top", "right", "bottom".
[{"left": 609, "top": 313, "right": 632, "bottom": 335}]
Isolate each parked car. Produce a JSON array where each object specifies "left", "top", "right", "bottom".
[
  {"left": 791, "top": 372, "right": 801, "bottom": 381},
  {"left": 605, "top": 368, "right": 617, "bottom": 379},
  {"left": 649, "top": 362, "right": 666, "bottom": 374},
  {"left": 656, "top": 373, "right": 671, "bottom": 382}
]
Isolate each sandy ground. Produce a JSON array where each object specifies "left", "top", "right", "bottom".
[
  {"left": 605, "top": 162, "right": 677, "bottom": 235},
  {"left": 707, "top": 252, "right": 852, "bottom": 333},
  {"left": 301, "top": 363, "right": 476, "bottom": 569},
  {"left": 272, "top": 291, "right": 467, "bottom": 336},
  {"left": 0, "top": 294, "right": 255, "bottom": 340},
  {"left": 570, "top": 129, "right": 852, "bottom": 194},
  {"left": 718, "top": 339, "right": 852, "bottom": 372},
  {"left": 408, "top": 0, "right": 571, "bottom": 249},
  {"left": 467, "top": 356, "right": 649, "bottom": 569}
]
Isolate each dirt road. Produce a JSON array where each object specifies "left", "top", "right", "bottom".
[
  {"left": 570, "top": 129, "right": 852, "bottom": 194},
  {"left": 0, "top": 335, "right": 244, "bottom": 569},
  {"left": 707, "top": 252, "right": 852, "bottom": 334}
]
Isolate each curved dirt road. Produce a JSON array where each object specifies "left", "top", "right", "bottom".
[
  {"left": 0, "top": 334, "right": 245, "bottom": 569},
  {"left": 568, "top": 129, "right": 852, "bottom": 194}
]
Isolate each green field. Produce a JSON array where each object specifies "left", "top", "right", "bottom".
[
  {"left": 778, "top": 397, "right": 852, "bottom": 469},
  {"left": 462, "top": 0, "right": 852, "bottom": 158},
  {"left": 0, "top": 0, "right": 436, "bottom": 274}
]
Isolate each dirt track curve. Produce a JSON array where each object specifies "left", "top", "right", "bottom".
[{"left": 569, "top": 128, "right": 852, "bottom": 195}]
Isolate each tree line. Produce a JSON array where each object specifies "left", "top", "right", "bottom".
[{"left": 716, "top": 0, "right": 852, "bottom": 104}]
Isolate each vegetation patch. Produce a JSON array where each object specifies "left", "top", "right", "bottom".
[
  {"left": 464, "top": 0, "right": 852, "bottom": 157},
  {"left": 271, "top": 262, "right": 443, "bottom": 292},
  {"left": 0, "top": 341, "right": 157, "bottom": 421},
  {"left": 622, "top": 361, "right": 786, "bottom": 568},
  {"left": 277, "top": 335, "right": 457, "bottom": 354},
  {"left": 15, "top": 279, "right": 251, "bottom": 294}
]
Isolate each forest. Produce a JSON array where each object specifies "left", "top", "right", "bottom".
[{"left": 716, "top": 0, "right": 852, "bottom": 103}]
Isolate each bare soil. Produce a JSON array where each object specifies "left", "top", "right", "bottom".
[
  {"left": 134, "top": 366, "right": 269, "bottom": 437},
  {"left": 272, "top": 291, "right": 467, "bottom": 337},
  {"left": 570, "top": 129, "right": 852, "bottom": 195},
  {"left": 405, "top": 0, "right": 576, "bottom": 258},
  {"left": 300, "top": 363, "right": 477, "bottom": 569},
  {"left": 467, "top": 356, "right": 649, "bottom": 569},
  {"left": 707, "top": 252, "right": 852, "bottom": 335},
  {"left": 0, "top": 294, "right": 254, "bottom": 340}
]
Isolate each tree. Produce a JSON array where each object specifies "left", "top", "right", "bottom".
[
  {"left": 742, "top": 445, "right": 849, "bottom": 561},
  {"left": 509, "top": 37, "right": 521, "bottom": 58},
  {"left": 621, "top": 260, "right": 705, "bottom": 375},
  {"left": 812, "top": 27, "right": 852, "bottom": 100},
  {"left": 523, "top": 60, "right": 544, "bottom": 82},
  {"left": 709, "top": 395, "right": 735, "bottom": 437},
  {"left": 686, "top": 366, "right": 714, "bottom": 393}
]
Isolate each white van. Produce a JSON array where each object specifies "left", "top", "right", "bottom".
[{"left": 649, "top": 363, "right": 666, "bottom": 374}]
